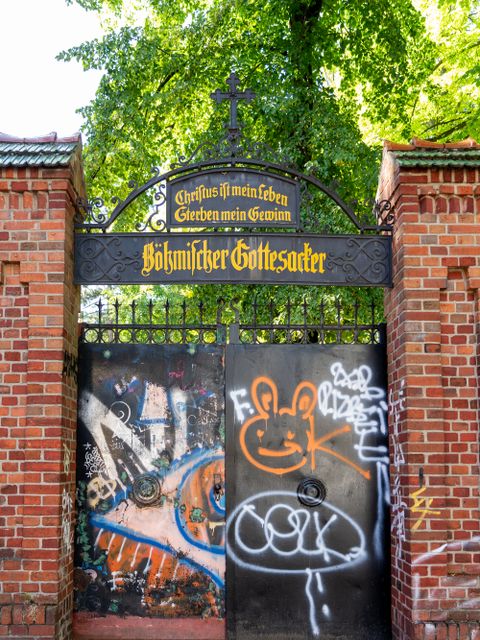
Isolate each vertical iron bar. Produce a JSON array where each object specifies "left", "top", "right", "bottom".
[
  {"left": 113, "top": 298, "right": 120, "bottom": 343},
  {"left": 378, "top": 323, "right": 387, "bottom": 346},
  {"left": 354, "top": 300, "right": 359, "bottom": 343},
  {"left": 286, "top": 297, "right": 292, "bottom": 344},
  {"left": 165, "top": 299, "right": 170, "bottom": 344},
  {"left": 336, "top": 298, "right": 341, "bottom": 344},
  {"left": 199, "top": 301, "right": 204, "bottom": 343},
  {"left": 131, "top": 300, "right": 137, "bottom": 343},
  {"left": 230, "top": 306, "right": 240, "bottom": 344},
  {"left": 319, "top": 298, "right": 325, "bottom": 344},
  {"left": 97, "top": 299, "right": 103, "bottom": 343},
  {"left": 302, "top": 297, "right": 308, "bottom": 343},
  {"left": 216, "top": 299, "right": 226, "bottom": 344},
  {"left": 371, "top": 300, "right": 376, "bottom": 344},
  {"left": 269, "top": 300, "right": 274, "bottom": 344},
  {"left": 148, "top": 299, "right": 154, "bottom": 344},
  {"left": 181, "top": 300, "right": 187, "bottom": 344}
]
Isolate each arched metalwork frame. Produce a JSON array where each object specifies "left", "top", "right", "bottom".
[{"left": 75, "top": 154, "right": 393, "bottom": 235}]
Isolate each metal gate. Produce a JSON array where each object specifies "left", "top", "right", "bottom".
[{"left": 73, "top": 299, "right": 390, "bottom": 639}]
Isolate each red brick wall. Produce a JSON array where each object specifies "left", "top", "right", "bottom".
[
  {"left": 0, "top": 151, "right": 83, "bottom": 638},
  {"left": 2, "top": 136, "right": 480, "bottom": 640},
  {"left": 377, "top": 142, "right": 480, "bottom": 640}
]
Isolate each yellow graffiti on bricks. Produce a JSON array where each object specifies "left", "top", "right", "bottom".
[{"left": 410, "top": 486, "right": 440, "bottom": 531}]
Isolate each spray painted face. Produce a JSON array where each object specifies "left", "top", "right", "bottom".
[{"left": 239, "top": 377, "right": 316, "bottom": 475}]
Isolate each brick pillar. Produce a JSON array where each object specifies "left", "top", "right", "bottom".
[
  {"left": 0, "top": 133, "right": 84, "bottom": 638},
  {"left": 377, "top": 139, "right": 480, "bottom": 640}
]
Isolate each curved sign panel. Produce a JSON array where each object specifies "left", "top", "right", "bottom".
[{"left": 167, "top": 168, "right": 300, "bottom": 228}]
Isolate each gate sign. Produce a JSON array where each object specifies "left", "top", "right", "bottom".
[
  {"left": 74, "top": 73, "right": 394, "bottom": 287},
  {"left": 74, "top": 233, "right": 391, "bottom": 286},
  {"left": 167, "top": 168, "right": 300, "bottom": 228}
]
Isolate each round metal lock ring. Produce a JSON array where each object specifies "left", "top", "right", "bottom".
[
  {"left": 297, "top": 477, "right": 327, "bottom": 507},
  {"left": 132, "top": 473, "right": 162, "bottom": 507}
]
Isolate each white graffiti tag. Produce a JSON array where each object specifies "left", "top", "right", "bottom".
[
  {"left": 84, "top": 445, "right": 107, "bottom": 479},
  {"left": 318, "top": 362, "right": 389, "bottom": 559},
  {"left": 61, "top": 488, "right": 73, "bottom": 558},
  {"left": 227, "top": 491, "right": 366, "bottom": 637},
  {"left": 389, "top": 379, "right": 405, "bottom": 467},
  {"left": 389, "top": 380, "right": 406, "bottom": 564}
]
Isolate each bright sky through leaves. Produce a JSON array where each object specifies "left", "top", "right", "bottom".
[{"left": 0, "top": 0, "right": 103, "bottom": 138}]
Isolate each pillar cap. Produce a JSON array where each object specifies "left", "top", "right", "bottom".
[
  {"left": 383, "top": 137, "right": 480, "bottom": 167},
  {"left": 0, "top": 131, "right": 81, "bottom": 167}
]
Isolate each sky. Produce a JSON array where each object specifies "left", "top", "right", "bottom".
[{"left": 0, "top": 0, "right": 104, "bottom": 139}]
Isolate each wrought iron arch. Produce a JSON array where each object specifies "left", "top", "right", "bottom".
[
  {"left": 74, "top": 72, "right": 392, "bottom": 287},
  {"left": 76, "top": 157, "right": 391, "bottom": 234}
]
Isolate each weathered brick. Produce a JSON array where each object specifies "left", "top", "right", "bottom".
[
  {"left": 379, "top": 140, "right": 480, "bottom": 640},
  {"left": 1, "top": 145, "right": 81, "bottom": 640}
]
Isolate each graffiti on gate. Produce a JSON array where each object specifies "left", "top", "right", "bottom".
[
  {"left": 74, "top": 345, "right": 225, "bottom": 619},
  {"left": 227, "top": 490, "right": 366, "bottom": 636},
  {"left": 231, "top": 363, "right": 387, "bottom": 476},
  {"left": 228, "top": 358, "right": 389, "bottom": 636}
]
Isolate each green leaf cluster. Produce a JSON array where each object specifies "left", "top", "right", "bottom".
[{"left": 62, "top": 0, "right": 478, "bottom": 321}]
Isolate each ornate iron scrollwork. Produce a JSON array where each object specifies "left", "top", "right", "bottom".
[
  {"left": 74, "top": 71, "right": 392, "bottom": 290},
  {"left": 77, "top": 197, "right": 108, "bottom": 227},
  {"left": 326, "top": 237, "right": 391, "bottom": 286},
  {"left": 374, "top": 199, "right": 395, "bottom": 227},
  {"left": 75, "top": 236, "right": 142, "bottom": 282},
  {"left": 135, "top": 182, "right": 167, "bottom": 232}
]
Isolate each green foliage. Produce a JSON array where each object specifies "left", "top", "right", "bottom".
[
  {"left": 62, "top": 0, "right": 480, "bottom": 320},
  {"left": 76, "top": 480, "right": 107, "bottom": 567}
]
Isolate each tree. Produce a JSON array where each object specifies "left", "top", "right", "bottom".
[{"left": 62, "top": 0, "right": 477, "bottom": 325}]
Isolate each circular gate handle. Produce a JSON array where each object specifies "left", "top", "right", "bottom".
[{"left": 297, "top": 477, "right": 327, "bottom": 507}]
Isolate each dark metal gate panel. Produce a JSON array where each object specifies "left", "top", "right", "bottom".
[
  {"left": 74, "top": 343, "right": 226, "bottom": 624},
  {"left": 226, "top": 344, "right": 390, "bottom": 640}
]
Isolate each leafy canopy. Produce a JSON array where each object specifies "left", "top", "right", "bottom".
[{"left": 61, "top": 0, "right": 480, "bottom": 322}]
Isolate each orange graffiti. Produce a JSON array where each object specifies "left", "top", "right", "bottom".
[
  {"left": 239, "top": 376, "right": 370, "bottom": 479},
  {"left": 179, "top": 459, "right": 225, "bottom": 548},
  {"left": 94, "top": 531, "right": 220, "bottom": 616}
]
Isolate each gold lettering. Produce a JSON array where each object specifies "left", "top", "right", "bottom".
[
  {"left": 175, "top": 205, "right": 187, "bottom": 223},
  {"left": 142, "top": 242, "right": 155, "bottom": 277},
  {"left": 141, "top": 240, "right": 327, "bottom": 279},
  {"left": 317, "top": 252, "right": 326, "bottom": 273},
  {"left": 231, "top": 239, "right": 249, "bottom": 271},
  {"left": 277, "top": 250, "right": 287, "bottom": 273},
  {"left": 287, "top": 251, "right": 297, "bottom": 272},
  {"left": 175, "top": 190, "right": 186, "bottom": 206}
]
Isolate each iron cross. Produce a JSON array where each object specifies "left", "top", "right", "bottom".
[{"left": 210, "top": 72, "right": 255, "bottom": 131}]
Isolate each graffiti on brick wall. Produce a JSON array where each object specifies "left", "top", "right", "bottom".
[
  {"left": 226, "top": 346, "right": 390, "bottom": 638},
  {"left": 412, "top": 535, "right": 480, "bottom": 616},
  {"left": 74, "top": 345, "right": 225, "bottom": 619},
  {"left": 63, "top": 443, "right": 71, "bottom": 476},
  {"left": 389, "top": 379, "right": 406, "bottom": 563},
  {"left": 60, "top": 487, "right": 74, "bottom": 583},
  {"left": 410, "top": 486, "right": 441, "bottom": 531},
  {"left": 62, "top": 350, "right": 78, "bottom": 383}
]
